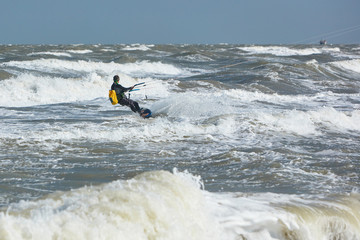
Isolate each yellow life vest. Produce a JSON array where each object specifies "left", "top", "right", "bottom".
[{"left": 109, "top": 90, "right": 118, "bottom": 105}]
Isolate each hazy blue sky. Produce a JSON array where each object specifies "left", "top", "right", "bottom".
[{"left": 1, "top": 0, "right": 359, "bottom": 44}]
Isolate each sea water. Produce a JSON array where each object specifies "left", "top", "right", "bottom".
[{"left": 0, "top": 44, "right": 359, "bottom": 239}]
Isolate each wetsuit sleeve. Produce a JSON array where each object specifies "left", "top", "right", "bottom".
[{"left": 112, "top": 83, "right": 132, "bottom": 94}]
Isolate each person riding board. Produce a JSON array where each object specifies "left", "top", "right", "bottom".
[{"left": 111, "top": 75, "right": 142, "bottom": 113}]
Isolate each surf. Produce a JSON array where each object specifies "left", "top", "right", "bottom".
[
  {"left": 1, "top": 44, "right": 360, "bottom": 240},
  {"left": 1, "top": 170, "right": 359, "bottom": 240}
]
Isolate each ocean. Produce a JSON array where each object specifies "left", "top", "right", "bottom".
[{"left": 0, "top": 44, "right": 359, "bottom": 239}]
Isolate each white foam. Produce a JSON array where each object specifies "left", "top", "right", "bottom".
[
  {"left": 100, "top": 48, "right": 116, "bottom": 52},
  {"left": 238, "top": 46, "right": 323, "bottom": 56},
  {"left": 27, "top": 52, "right": 72, "bottom": 57},
  {"left": 10, "top": 114, "right": 230, "bottom": 147},
  {"left": 0, "top": 73, "right": 108, "bottom": 107},
  {"left": 310, "top": 107, "right": 360, "bottom": 132},
  {"left": 257, "top": 107, "right": 360, "bottom": 136},
  {"left": 0, "top": 171, "right": 222, "bottom": 240},
  {"left": 2, "top": 75, "right": 357, "bottom": 143},
  {"left": 207, "top": 191, "right": 360, "bottom": 240},
  {"left": 1, "top": 171, "right": 359, "bottom": 240},
  {"left": 306, "top": 59, "right": 319, "bottom": 65},
  {"left": 0, "top": 90, "right": 240, "bottom": 146},
  {"left": 67, "top": 49, "right": 93, "bottom": 54},
  {"left": 258, "top": 109, "right": 319, "bottom": 135},
  {"left": 330, "top": 59, "right": 360, "bottom": 74},
  {"left": 150, "top": 93, "right": 234, "bottom": 119},
  {"left": 1, "top": 59, "right": 187, "bottom": 77},
  {"left": 121, "top": 61, "right": 186, "bottom": 76},
  {"left": 177, "top": 54, "right": 214, "bottom": 62},
  {"left": 3, "top": 80, "right": 357, "bottom": 142},
  {"left": 222, "top": 89, "right": 360, "bottom": 135},
  {"left": 224, "top": 88, "right": 320, "bottom": 106},
  {"left": 123, "top": 44, "right": 154, "bottom": 51},
  {"left": 238, "top": 46, "right": 342, "bottom": 57},
  {"left": 0, "top": 72, "right": 171, "bottom": 108}
]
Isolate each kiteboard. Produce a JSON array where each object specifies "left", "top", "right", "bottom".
[{"left": 139, "top": 108, "right": 152, "bottom": 118}]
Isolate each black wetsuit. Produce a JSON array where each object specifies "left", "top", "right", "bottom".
[{"left": 111, "top": 82, "right": 141, "bottom": 113}]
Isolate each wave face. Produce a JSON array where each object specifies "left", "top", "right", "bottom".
[
  {"left": 1, "top": 171, "right": 360, "bottom": 240},
  {"left": 0, "top": 171, "right": 222, "bottom": 240},
  {"left": 0, "top": 44, "right": 360, "bottom": 239}
]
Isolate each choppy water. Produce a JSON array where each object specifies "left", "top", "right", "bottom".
[{"left": 0, "top": 44, "right": 360, "bottom": 239}]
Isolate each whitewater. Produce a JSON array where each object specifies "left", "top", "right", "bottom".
[{"left": 0, "top": 44, "right": 360, "bottom": 240}]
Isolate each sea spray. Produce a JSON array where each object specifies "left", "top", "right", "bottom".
[{"left": 0, "top": 171, "right": 222, "bottom": 240}]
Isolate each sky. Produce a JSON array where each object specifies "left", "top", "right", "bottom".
[{"left": 1, "top": 0, "right": 359, "bottom": 45}]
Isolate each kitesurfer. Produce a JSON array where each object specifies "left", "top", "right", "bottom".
[{"left": 111, "top": 75, "right": 141, "bottom": 113}]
